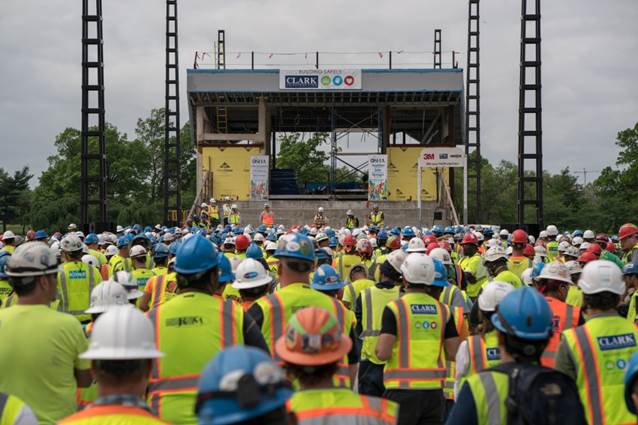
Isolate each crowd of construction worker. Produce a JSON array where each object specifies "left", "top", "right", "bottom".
[{"left": 1, "top": 216, "right": 638, "bottom": 425}]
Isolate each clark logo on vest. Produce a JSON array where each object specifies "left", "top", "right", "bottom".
[
  {"left": 597, "top": 333, "right": 636, "bottom": 351},
  {"left": 410, "top": 304, "right": 437, "bottom": 314},
  {"left": 486, "top": 347, "right": 501, "bottom": 361},
  {"left": 165, "top": 316, "right": 205, "bottom": 327}
]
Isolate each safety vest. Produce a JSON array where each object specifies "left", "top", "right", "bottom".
[
  {"left": 439, "top": 285, "right": 470, "bottom": 314},
  {"left": 151, "top": 266, "right": 168, "bottom": 276},
  {"left": 493, "top": 269, "right": 522, "bottom": 288},
  {"left": 57, "top": 261, "right": 99, "bottom": 322},
  {"left": 466, "top": 370, "right": 509, "bottom": 424},
  {"left": 228, "top": 213, "right": 240, "bottom": 225},
  {"left": 467, "top": 331, "right": 501, "bottom": 376},
  {"left": 208, "top": 205, "right": 220, "bottom": 220},
  {"left": 561, "top": 314, "right": 638, "bottom": 425},
  {"left": 627, "top": 292, "right": 638, "bottom": 324},
  {"left": 342, "top": 278, "right": 375, "bottom": 309},
  {"left": 542, "top": 297, "right": 580, "bottom": 368},
  {"left": 335, "top": 254, "right": 361, "bottom": 282},
  {"left": 109, "top": 255, "right": 132, "bottom": 276},
  {"left": 288, "top": 388, "right": 397, "bottom": 425},
  {"left": 131, "top": 269, "right": 155, "bottom": 291},
  {"left": 332, "top": 299, "right": 356, "bottom": 388},
  {"left": 383, "top": 292, "right": 449, "bottom": 390},
  {"left": 265, "top": 256, "right": 280, "bottom": 279},
  {"left": 87, "top": 248, "right": 107, "bottom": 266},
  {"left": 0, "top": 392, "right": 26, "bottom": 425},
  {"left": 546, "top": 240, "right": 559, "bottom": 262},
  {"left": 147, "top": 292, "right": 243, "bottom": 424},
  {"left": 59, "top": 405, "right": 168, "bottom": 425},
  {"left": 507, "top": 256, "right": 532, "bottom": 279},
  {"left": 371, "top": 254, "right": 388, "bottom": 282},
  {"left": 361, "top": 286, "right": 401, "bottom": 365},
  {"left": 260, "top": 211, "right": 274, "bottom": 226},
  {"left": 0, "top": 280, "right": 12, "bottom": 306},
  {"left": 459, "top": 254, "right": 488, "bottom": 298},
  {"left": 0, "top": 246, "right": 15, "bottom": 255},
  {"left": 444, "top": 306, "right": 468, "bottom": 400},
  {"left": 254, "top": 283, "right": 335, "bottom": 358},
  {"left": 566, "top": 285, "right": 584, "bottom": 308},
  {"left": 146, "top": 275, "right": 178, "bottom": 310},
  {"left": 345, "top": 216, "right": 357, "bottom": 229},
  {"left": 313, "top": 214, "right": 326, "bottom": 228},
  {"left": 369, "top": 211, "right": 384, "bottom": 227}
]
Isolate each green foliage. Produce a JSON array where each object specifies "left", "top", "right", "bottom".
[
  {"left": 276, "top": 133, "right": 330, "bottom": 184},
  {"left": 0, "top": 167, "right": 32, "bottom": 231}
]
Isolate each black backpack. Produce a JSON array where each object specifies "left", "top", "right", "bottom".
[{"left": 488, "top": 362, "right": 586, "bottom": 425}]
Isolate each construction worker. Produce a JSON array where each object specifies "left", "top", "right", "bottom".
[
  {"left": 368, "top": 204, "right": 385, "bottom": 227},
  {"left": 595, "top": 233, "right": 625, "bottom": 269},
  {"left": 233, "top": 258, "right": 272, "bottom": 311},
  {"left": 555, "top": 260, "right": 638, "bottom": 425},
  {"left": 0, "top": 231, "right": 17, "bottom": 254},
  {"left": 60, "top": 306, "right": 166, "bottom": 424},
  {"left": 483, "top": 246, "right": 522, "bottom": 288},
  {"left": 342, "top": 264, "right": 375, "bottom": 309},
  {"left": 196, "top": 346, "right": 293, "bottom": 425},
  {"left": 139, "top": 259, "right": 178, "bottom": 312},
  {"left": 313, "top": 207, "right": 327, "bottom": 229},
  {"left": 533, "top": 261, "right": 584, "bottom": 368},
  {"left": 356, "top": 250, "right": 406, "bottom": 397},
  {"left": 248, "top": 232, "right": 337, "bottom": 358},
  {"left": 0, "top": 392, "right": 37, "bottom": 425},
  {"left": 545, "top": 224, "right": 560, "bottom": 261},
  {"left": 84, "top": 233, "right": 107, "bottom": 267},
  {"left": 376, "top": 253, "right": 461, "bottom": 425},
  {"left": 311, "top": 264, "right": 359, "bottom": 387},
  {"left": 0, "top": 242, "right": 92, "bottom": 423},
  {"left": 109, "top": 237, "right": 132, "bottom": 276},
  {"left": 564, "top": 260, "right": 584, "bottom": 307},
  {"left": 207, "top": 198, "right": 220, "bottom": 227},
  {"left": 58, "top": 234, "right": 101, "bottom": 323},
  {"left": 625, "top": 352, "right": 638, "bottom": 416},
  {"left": 129, "top": 245, "right": 155, "bottom": 292},
  {"left": 260, "top": 203, "right": 275, "bottom": 227},
  {"left": 276, "top": 307, "right": 398, "bottom": 425},
  {"left": 508, "top": 229, "right": 532, "bottom": 279},
  {"left": 265, "top": 241, "right": 279, "bottom": 276},
  {"left": 619, "top": 223, "right": 638, "bottom": 264},
  {"left": 447, "top": 287, "right": 585, "bottom": 424},
  {"left": 229, "top": 204, "right": 241, "bottom": 226},
  {"left": 429, "top": 248, "right": 469, "bottom": 312},
  {"left": 345, "top": 210, "right": 359, "bottom": 229},
  {"left": 458, "top": 233, "right": 488, "bottom": 301},
  {"left": 334, "top": 234, "right": 360, "bottom": 282},
  {"left": 0, "top": 251, "right": 12, "bottom": 306},
  {"left": 624, "top": 261, "right": 638, "bottom": 322},
  {"left": 356, "top": 238, "right": 375, "bottom": 271},
  {"left": 150, "top": 243, "right": 169, "bottom": 276}
]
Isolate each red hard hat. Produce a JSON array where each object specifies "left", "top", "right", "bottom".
[
  {"left": 595, "top": 233, "right": 609, "bottom": 243},
  {"left": 343, "top": 234, "right": 355, "bottom": 247},
  {"left": 578, "top": 251, "right": 597, "bottom": 264},
  {"left": 606, "top": 242, "right": 616, "bottom": 252},
  {"left": 511, "top": 229, "right": 529, "bottom": 245},
  {"left": 438, "top": 240, "right": 452, "bottom": 253},
  {"left": 423, "top": 235, "right": 437, "bottom": 246},
  {"left": 386, "top": 236, "right": 401, "bottom": 250},
  {"left": 426, "top": 242, "right": 440, "bottom": 254},
  {"left": 460, "top": 232, "right": 478, "bottom": 245},
  {"left": 586, "top": 243, "right": 602, "bottom": 258},
  {"left": 523, "top": 244, "right": 535, "bottom": 258},
  {"left": 619, "top": 223, "right": 638, "bottom": 240},
  {"left": 235, "top": 235, "right": 249, "bottom": 251}
]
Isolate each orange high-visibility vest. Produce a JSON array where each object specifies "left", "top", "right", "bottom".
[{"left": 542, "top": 296, "right": 580, "bottom": 368}]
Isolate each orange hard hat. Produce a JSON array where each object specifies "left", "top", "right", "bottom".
[
  {"left": 619, "top": 223, "right": 638, "bottom": 241},
  {"left": 274, "top": 307, "right": 351, "bottom": 366},
  {"left": 587, "top": 243, "right": 602, "bottom": 258}
]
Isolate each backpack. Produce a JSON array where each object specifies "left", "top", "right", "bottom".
[{"left": 489, "top": 362, "right": 585, "bottom": 425}]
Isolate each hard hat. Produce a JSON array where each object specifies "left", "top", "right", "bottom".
[
  {"left": 274, "top": 233, "right": 315, "bottom": 262},
  {"left": 577, "top": 251, "right": 597, "bottom": 264},
  {"left": 564, "top": 246, "right": 580, "bottom": 258},
  {"left": 460, "top": 232, "right": 479, "bottom": 245},
  {"left": 499, "top": 229, "right": 509, "bottom": 237},
  {"left": 113, "top": 271, "right": 144, "bottom": 300},
  {"left": 61, "top": 235, "right": 83, "bottom": 253},
  {"left": 246, "top": 243, "right": 264, "bottom": 260},
  {"left": 534, "top": 245, "right": 547, "bottom": 257},
  {"left": 314, "top": 248, "right": 332, "bottom": 263},
  {"left": 557, "top": 241, "right": 571, "bottom": 253},
  {"left": 625, "top": 352, "right": 638, "bottom": 414},
  {"left": 274, "top": 307, "right": 351, "bottom": 366},
  {"left": 528, "top": 235, "right": 536, "bottom": 244},
  {"left": 583, "top": 229, "right": 595, "bottom": 240},
  {"left": 346, "top": 209, "right": 353, "bottom": 216},
  {"left": 2, "top": 230, "right": 16, "bottom": 240},
  {"left": 80, "top": 306, "right": 164, "bottom": 360},
  {"left": 201, "top": 203, "right": 208, "bottom": 208},
  {"left": 311, "top": 264, "right": 345, "bottom": 292},
  {"left": 196, "top": 346, "right": 292, "bottom": 425},
  {"left": 85, "top": 281, "right": 130, "bottom": 314},
  {"left": 522, "top": 244, "right": 535, "bottom": 258},
  {"left": 84, "top": 233, "right": 99, "bottom": 244},
  {"left": 377, "top": 230, "right": 388, "bottom": 242},
  {"left": 564, "top": 260, "right": 582, "bottom": 276},
  {"left": 624, "top": 261, "right": 638, "bottom": 276},
  {"left": 400, "top": 253, "right": 435, "bottom": 285},
  {"left": 342, "top": 234, "right": 355, "bottom": 247},
  {"left": 606, "top": 241, "right": 616, "bottom": 252},
  {"left": 483, "top": 246, "right": 508, "bottom": 262},
  {"left": 579, "top": 242, "right": 591, "bottom": 251},
  {"left": 253, "top": 233, "right": 265, "bottom": 243},
  {"left": 356, "top": 238, "right": 373, "bottom": 255},
  {"left": 76, "top": 231, "right": 85, "bottom": 239},
  {"left": 115, "top": 225, "right": 124, "bottom": 233},
  {"left": 595, "top": 233, "right": 609, "bottom": 243},
  {"left": 218, "top": 253, "right": 235, "bottom": 284},
  {"left": 231, "top": 204, "right": 238, "bottom": 210},
  {"left": 129, "top": 245, "right": 147, "bottom": 258},
  {"left": 315, "top": 233, "right": 329, "bottom": 243},
  {"left": 491, "top": 287, "right": 553, "bottom": 340},
  {"left": 68, "top": 223, "right": 78, "bottom": 231},
  {"left": 386, "top": 236, "right": 401, "bottom": 250},
  {"left": 5, "top": 242, "right": 58, "bottom": 277},
  {"left": 81, "top": 255, "right": 99, "bottom": 269},
  {"left": 153, "top": 243, "right": 170, "bottom": 259},
  {"left": 537, "top": 261, "right": 572, "bottom": 284},
  {"left": 521, "top": 268, "right": 534, "bottom": 286},
  {"left": 511, "top": 229, "right": 528, "bottom": 245},
  {"left": 386, "top": 249, "right": 408, "bottom": 273},
  {"left": 478, "top": 281, "right": 515, "bottom": 312},
  {"left": 105, "top": 245, "right": 118, "bottom": 257},
  {"left": 223, "top": 237, "right": 236, "bottom": 247},
  {"left": 175, "top": 234, "right": 219, "bottom": 274},
  {"left": 619, "top": 223, "right": 638, "bottom": 241},
  {"left": 586, "top": 243, "right": 602, "bottom": 258},
  {"left": 406, "top": 237, "right": 426, "bottom": 253},
  {"left": 265, "top": 242, "right": 277, "bottom": 252},
  {"left": 546, "top": 225, "right": 559, "bottom": 237},
  {"left": 209, "top": 198, "right": 216, "bottom": 203},
  {"left": 0, "top": 252, "right": 11, "bottom": 279},
  {"left": 432, "top": 259, "right": 449, "bottom": 287},
  {"left": 116, "top": 237, "right": 129, "bottom": 249},
  {"left": 402, "top": 226, "right": 415, "bottom": 238},
  {"left": 232, "top": 259, "right": 271, "bottom": 290},
  {"left": 34, "top": 230, "right": 48, "bottom": 240},
  {"left": 318, "top": 207, "right": 324, "bottom": 213},
  {"left": 235, "top": 235, "right": 250, "bottom": 251},
  {"left": 369, "top": 238, "right": 377, "bottom": 248},
  {"left": 429, "top": 247, "right": 452, "bottom": 265},
  {"left": 578, "top": 260, "right": 624, "bottom": 295}
]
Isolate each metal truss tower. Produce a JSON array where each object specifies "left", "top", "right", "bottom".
[
  {"left": 465, "top": 0, "right": 481, "bottom": 222},
  {"left": 433, "top": 29, "right": 442, "bottom": 69}
]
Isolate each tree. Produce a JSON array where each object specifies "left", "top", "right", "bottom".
[
  {"left": 0, "top": 167, "right": 32, "bottom": 231},
  {"left": 276, "top": 133, "right": 330, "bottom": 184}
]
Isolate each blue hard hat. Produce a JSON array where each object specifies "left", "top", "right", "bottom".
[
  {"left": 572, "top": 229, "right": 584, "bottom": 238},
  {"left": 232, "top": 227, "right": 243, "bottom": 236},
  {"left": 153, "top": 243, "right": 170, "bottom": 259},
  {"left": 432, "top": 259, "right": 449, "bottom": 287},
  {"left": 377, "top": 230, "right": 388, "bottom": 242},
  {"left": 315, "top": 248, "right": 332, "bottom": 262},
  {"left": 491, "top": 287, "right": 553, "bottom": 340},
  {"left": 369, "top": 225, "right": 378, "bottom": 233},
  {"left": 483, "top": 228, "right": 494, "bottom": 237},
  {"left": 0, "top": 251, "right": 11, "bottom": 279},
  {"left": 390, "top": 227, "right": 401, "bottom": 236},
  {"left": 311, "top": 264, "right": 345, "bottom": 291},
  {"left": 133, "top": 224, "right": 143, "bottom": 233},
  {"left": 624, "top": 262, "right": 638, "bottom": 276},
  {"left": 402, "top": 226, "right": 415, "bottom": 238},
  {"left": 531, "top": 261, "right": 545, "bottom": 280},
  {"left": 168, "top": 240, "right": 181, "bottom": 256},
  {"left": 246, "top": 243, "right": 263, "bottom": 260},
  {"left": 175, "top": 235, "right": 219, "bottom": 274},
  {"left": 116, "top": 237, "right": 128, "bottom": 248},
  {"left": 432, "top": 225, "right": 443, "bottom": 234},
  {"left": 257, "top": 224, "right": 267, "bottom": 234},
  {"left": 325, "top": 228, "right": 336, "bottom": 238},
  {"left": 443, "top": 226, "right": 453, "bottom": 234},
  {"left": 329, "top": 236, "right": 338, "bottom": 249},
  {"left": 625, "top": 352, "right": 638, "bottom": 414},
  {"left": 197, "top": 346, "right": 292, "bottom": 425},
  {"left": 265, "top": 231, "right": 277, "bottom": 242},
  {"left": 34, "top": 230, "right": 48, "bottom": 240},
  {"left": 217, "top": 253, "right": 234, "bottom": 284},
  {"left": 274, "top": 233, "right": 315, "bottom": 262}
]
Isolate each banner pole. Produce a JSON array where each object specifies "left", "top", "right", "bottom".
[{"left": 417, "top": 164, "right": 422, "bottom": 227}]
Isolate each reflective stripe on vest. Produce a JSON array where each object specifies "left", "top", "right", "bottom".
[
  {"left": 360, "top": 288, "right": 380, "bottom": 338},
  {"left": 151, "top": 275, "right": 166, "bottom": 309},
  {"left": 542, "top": 298, "right": 579, "bottom": 368},
  {"left": 332, "top": 299, "right": 351, "bottom": 388},
  {"left": 294, "top": 395, "right": 395, "bottom": 425},
  {"left": 573, "top": 326, "right": 605, "bottom": 425},
  {"left": 345, "top": 284, "right": 356, "bottom": 306},
  {"left": 59, "top": 265, "right": 96, "bottom": 315},
  {"left": 478, "top": 372, "right": 502, "bottom": 425},
  {"left": 470, "top": 335, "right": 486, "bottom": 373},
  {"left": 264, "top": 293, "right": 285, "bottom": 359},
  {"left": 0, "top": 393, "right": 24, "bottom": 425}
]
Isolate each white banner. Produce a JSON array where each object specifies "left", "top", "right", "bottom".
[
  {"left": 418, "top": 147, "right": 466, "bottom": 168},
  {"left": 368, "top": 155, "right": 388, "bottom": 201},
  {"left": 279, "top": 69, "right": 362, "bottom": 90},
  {"left": 250, "top": 155, "right": 269, "bottom": 200}
]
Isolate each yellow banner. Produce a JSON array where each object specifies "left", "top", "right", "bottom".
[
  {"left": 202, "top": 146, "right": 263, "bottom": 200},
  {"left": 387, "top": 147, "right": 448, "bottom": 201}
]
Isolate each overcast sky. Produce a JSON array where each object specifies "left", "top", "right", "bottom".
[{"left": 1, "top": 0, "right": 637, "bottom": 185}]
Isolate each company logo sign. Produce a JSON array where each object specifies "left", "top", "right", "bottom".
[
  {"left": 597, "top": 333, "right": 636, "bottom": 351},
  {"left": 415, "top": 320, "right": 438, "bottom": 330},
  {"left": 280, "top": 69, "right": 362, "bottom": 90},
  {"left": 410, "top": 304, "right": 437, "bottom": 315},
  {"left": 284, "top": 75, "right": 319, "bottom": 89}
]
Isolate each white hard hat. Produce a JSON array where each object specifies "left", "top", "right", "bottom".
[
  {"left": 346, "top": 209, "right": 353, "bottom": 216},
  {"left": 201, "top": 202, "right": 208, "bottom": 208},
  {"left": 81, "top": 255, "right": 100, "bottom": 269},
  {"left": 370, "top": 238, "right": 377, "bottom": 248},
  {"left": 537, "top": 261, "right": 572, "bottom": 284},
  {"left": 264, "top": 203, "right": 270, "bottom": 208},
  {"left": 315, "top": 233, "right": 329, "bottom": 243},
  {"left": 565, "top": 246, "right": 580, "bottom": 258},
  {"left": 76, "top": 231, "right": 85, "bottom": 239},
  {"left": 572, "top": 236, "right": 584, "bottom": 247},
  {"left": 265, "top": 241, "right": 277, "bottom": 251},
  {"left": 578, "top": 260, "right": 624, "bottom": 295},
  {"left": 564, "top": 260, "right": 582, "bottom": 276},
  {"left": 579, "top": 242, "right": 591, "bottom": 251},
  {"left": 232, "top": 259, "right": 272, "bottom": 290},
  {"left": 210, "top": 198, "right": 216, "bottom": 203},
  {"left": 231, "top": 204, "right": 238, "bottom": 210},
  {"left": 539, "top": 230, "right": 548, "bottom": 239},
  {"left": 386, "top": 249, "right": 408, "bottom": 274},
  {"left": 61, "top": 235, "right": 83, "bottom": 253},
  {"left": 224, "top": 237, "right": 235, "bottom": 246},
  {"left": 5, "top": 242, "right": 59, "bottom": 277},
  {"left": 82, "top": 244, "right": 89, "bottom": 254},
  {"left": 105, "top": 245, "right": 118, "bottom": 256},
  {"left": 546, "top": 225, "right": 559, "bottom": 236},
  {"left": 254, "top": 233, "right": 265, "bottom": 243},
  {"left": 114, "top": 271, "right": 143, "bottom": 300},
  {"left": 318, "top": 207, "right": 324, "bottom": 213},
  {"left": 85, "top": 281, "right": 130, "bottom": 314},
  {"left": 521, "top": 268, "right": 534, "bottom": 286},
  {"left": 483, "top": 246, "right": 508, "bottom": 262},
  {"left": 80, "top": 306, "right": 164, "bottom": 360},
  {"left": 406, "top": 237, "right": 426, "bottom": 253},
  {"left": 534, "top": 245, "right": 547, "bottom": 257},
  {"left": 528, "top": 235, "right": 536, "bottom": 244},
  {"left": 476, "top": 232, "right": 485, "bottom": 242},
  {"left": 558, "top": 241, "right": 571, "bottom": 253},
  {"left": 68, "top": 223, "right": 78, "bottom": 231},
  {"left": 429, "top": 247, "right": 452, "bottom": 265},
  {"left": 129, "top": 245, "right": 147, "bottom": 258},
  {"left": 2, "top": 230, "right": 15, "bottom": 240},
  {"left": 116, "top": 225, "right": 124, "bottom": 233},
  {"left": 499, "top": 229, "right": 509, "bottom": 237},
  {"left": 400, "top": 253, "right": 435, "bottom": 285},
  {"left": 583, "top": 230, "right": 595, "bottom": 240},
  {"left": 478, "top": 281, "right": 515, "bottom": 312}
]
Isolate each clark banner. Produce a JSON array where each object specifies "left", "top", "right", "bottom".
[{"left": 368, "top": 155, "right": 388, "bottom": 201}]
